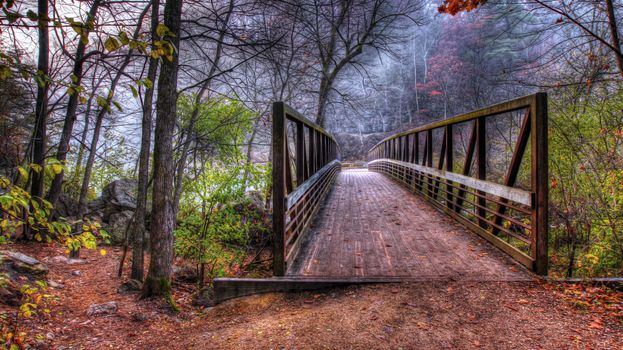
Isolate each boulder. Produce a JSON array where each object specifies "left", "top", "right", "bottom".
[
  {"left": 0, "top": 250, "right": 49, "bottom": 306},
  {"left": 192, "top": 287, "right": 215, "bottom": 307},
  {"left": 0, "top": 250, "right": 48, "bottom": 278},
  {"left": 106, "top": 210, "right": 134, "bottom": 244},
  {"left": 86, "top": 301, "right": 118, "bottom": 316},
  {"left": 89, "top": 179, "right": 137, "bottom": 221},
  {"left": 56, "top": 192, "right": 79, "bottom": 218},
  {"left": 117, "top": 279, "right": 142, "bottom": 294},
  {"left": 173, "top": 264, "right": 198, "bottom": 283}
]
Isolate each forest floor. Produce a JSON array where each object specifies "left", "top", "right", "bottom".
[{"left": 2, "top": 243, "right": 623, "bottom": 350}]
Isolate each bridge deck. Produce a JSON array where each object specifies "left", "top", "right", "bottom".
[{"left": 287, "top": 169, "right": 530, "bottom": 281}]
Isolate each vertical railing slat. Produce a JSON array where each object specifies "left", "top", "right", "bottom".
[{"left": 272, "top": 102, "right": 286, "bottom": 276}]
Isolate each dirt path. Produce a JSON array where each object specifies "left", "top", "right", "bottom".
[{"left": 3, "top": 244, "right": 622, "bottom": 349}]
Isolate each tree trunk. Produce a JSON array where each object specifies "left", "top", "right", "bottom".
[
  {"left": 142, "top": 0, "right": 183, "bottom": 300},
  {"left": 72, "top": 67, "right": 102, "bottom": 184},
  {"left": 605, "top": 0, "right": 623, "bottom": 79},
  {"left": 30, "top": 0, "right": 49, "bottom": 201},
  {"left": 242, "top": 116, "right": 262, "bottom": 187},
  {"left": 131, "top": 0, "right": 160, "bottom": 282},
  {"left": 315, "top": 75, "right": 331, "bottom": 128},
  {"left": 76, "top": 3, "right": 150, "bottom": 219},
  {"left": 73, "top": 95, "right": 93, "bottom": 178},
  {"left": 76, "top": 108, "right": 104, "bottom": 218},
  {"left": 47, "top": 0, "right": 101, "bottom": 207}
]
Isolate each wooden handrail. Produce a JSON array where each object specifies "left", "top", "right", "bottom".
[
  {"left": 368, "top": 159, "right": 533, "bottom": 206},
  {"left": 367, "top": 93, "right": 549, "bottom": 275},
  {"left": 272, "top": 102, "right": 340, "bottom": 276}
]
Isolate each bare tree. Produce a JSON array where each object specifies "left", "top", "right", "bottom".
[{"left": 142, "top": 0, "right": 183, "bottom": 300}]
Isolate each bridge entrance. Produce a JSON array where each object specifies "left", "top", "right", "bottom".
[{"left": 214, "top": 93, "right": 548, "bottom": 302}]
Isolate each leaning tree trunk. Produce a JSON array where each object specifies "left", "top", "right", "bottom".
[
  {"left": 142, "top": 0, "right": 183, "bottom": 300},
  {"left": 72, "top": 66, "right": 103, "bottom": 185},
  {"left": 131, "top": 0, "right": 160, "bottom": 282},
  {"left": 30, "top": 0, "right": 50, "bottom": 201},
  {"left": 46, "top": 0, "right": 101, "bottom": 207},
  {"left": 76, "top": 3, "right": 150, "bottom": 219}
]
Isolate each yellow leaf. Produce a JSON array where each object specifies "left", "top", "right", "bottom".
[
  {"left": 104, "top": 37, "right": 121, "bottom": 52},
  {"left": 18, "top": 166, "right": 28, "bottom": 179},
  {"left": 51, "top": 164, "right": 63, "bottom": 174},
  {"left": 99, "top": 249, "right": 107, "bottom": 256}
]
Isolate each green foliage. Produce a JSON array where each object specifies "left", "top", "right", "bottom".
[
  {"left": 175, "top": 162, "right": 270, "bottom": 285},
  {"left": 0, "top": 160, "right": 108, "bottom": 251},
  {"left": 177, "top": 94, "right": 255, "bottom": 162},
  {"left": 549, "top": 88, "right": 623, "bottom": 277}
]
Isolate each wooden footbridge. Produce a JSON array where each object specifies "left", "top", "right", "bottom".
[{"left": 214, "top": 93, "right": 548, "bottom": 302}]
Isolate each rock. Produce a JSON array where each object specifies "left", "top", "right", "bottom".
[
  {"left": 86, "top": 301, "right": 118, "bottom": 316},
  {"left": 0, "top": 278, "right": 21, "bottom": 306},
  {"left": 0, "top": 250, "right": 48, "bottom": 305},
  {"left": 106, "top": 210, "right": 134, "bottom": 244},
  {"left": 131, "top": 313, "right": 149, "bottom": 322},
  {"left": 173, "top": 264, "right": 198, "bottom": 283},
  {"left": 71, "top": 270, "right": 81, "bottom": 276},
  {"left": 0, "top": 250, "right": 48, "bottom": 278},
  {"left": 192, "top": 287, "right": 215, "bottom": 307},
  {"left": 90, "top": 180, "right": 137, "bottom": 220},
  {"left": 105, "top": 180, "right": 138, "bottom": 209},
  {"left": 48, "top": 255, "right": 86, "bottom": 265},
  {"left": 47, "top": 280, "right": 64, "bottom": 289},
  {"left": 49, "top": 255, "right": 68, "bottom": 264},
  {"left": 229, "top": 192, "right": 271, "bottom": 247},
  {"left": 334, "top": 132, "right": 387, "bottom": 161},
  {"left": 117, "top": 279, "right": 142, "bottom": 294},
  {"left": 67, "top": 258, "right": 86, "bottom": 265},
  {"left": 56, "top": 192, "right": 79, "bottom": 217}
]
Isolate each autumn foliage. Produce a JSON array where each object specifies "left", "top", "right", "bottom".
[{"left": 438, "top": 0, "right": 487, "bottom": 15}]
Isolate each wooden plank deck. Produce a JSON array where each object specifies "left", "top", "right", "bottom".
[
  {"left": 287, "top": 169, "right": 531, "bottom": 281},
  {"left": 214, "top": 169, "right": 533, "bottom": 303}
]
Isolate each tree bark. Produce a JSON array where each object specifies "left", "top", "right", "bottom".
[
  {"left": 605, "top": 0, "right": 623, "bottom": 79},
  {"left": 131, "top": 0, "right": 160, "bottom": 282},
  {"left": 47, "top": 0, "right": 101, "bottom": 207},
  {"left": 142, "top": 0, "right": 183, "bottom": 300},
  {"left": 30, "top": 0, "right": 50, "bottom": 200}
]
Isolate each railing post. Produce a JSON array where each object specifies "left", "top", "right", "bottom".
[
  {"left": 296, "top": 121, "right": 305, "bottom": 185},
  {"left": 426, "top": 129, "right": 433, "bottom": 197},
  {"left": 272, "top": 102, "right": 286, "bottom": 276},
  {"left": 446, "top": 124, "right": 454, "bottom": 210},
  {"left": 316, "top": 131, "right": 322, "bottom": 170},
  {"left": 476, "top": 116, "right": 487, "bottom": 228},
  {"left": 532, "top": 92, "right": 548, "bottom": 275}
]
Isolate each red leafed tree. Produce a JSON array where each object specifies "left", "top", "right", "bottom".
[
  {"left": 438, "top": 0, "right": 623, "bottom": 79},
  {"left": 438, "top": 0, "right": 487, "bottom": 15}
]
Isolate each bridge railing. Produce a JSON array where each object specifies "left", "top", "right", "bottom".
[
  {"left": 367, "top": 93, "right": 548, "bottom": 275},
  {"left": 272, "top": 102, "right": 340, "bottom": 276}
]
